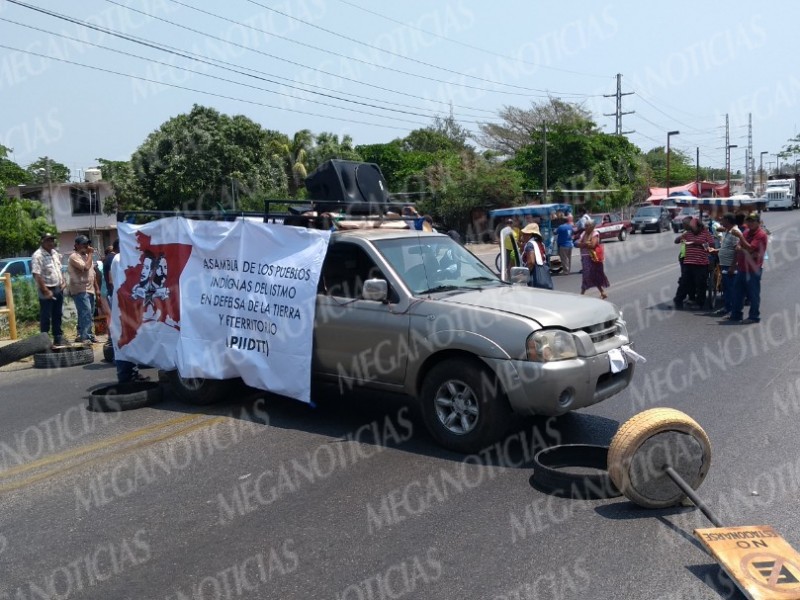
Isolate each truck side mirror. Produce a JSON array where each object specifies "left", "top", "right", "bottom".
[
  {"left": 509, "top": 267, "right": 529, "bottom": 285},
  {"left": 362, "top": 278, "right": 388, "bottom": 302}
]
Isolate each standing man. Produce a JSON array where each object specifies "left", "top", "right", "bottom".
[
  {"left": 555, "top": 215, "right": 575, "bottom": 274},
  {"left": 68, "top": 235, "right": 98, "bottom": 344},
  {"left": 708, "top": 213, "right": 746, "bottom": 317},
  {"left": 31, "top": 232, "right": 66, "bottom": 346},
  {"left": 727, "top": 213, "right": 767, "bottom": 324},
  {"left": 103, "top": 239, "right": 118, "bottom": 301}
]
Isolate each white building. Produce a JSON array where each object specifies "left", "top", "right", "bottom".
[{"left": 7, "top": 169, "right": 118, "bottom": 254}]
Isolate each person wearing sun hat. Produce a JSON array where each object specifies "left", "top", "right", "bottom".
[{"left": 31, "top": 231, "right": 66, "bottom": 345}]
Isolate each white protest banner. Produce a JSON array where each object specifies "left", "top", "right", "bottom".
[{"left": 111, "top": 217, "right": 330, "bottom": 403}]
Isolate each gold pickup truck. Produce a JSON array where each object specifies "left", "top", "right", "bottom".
[{"left": 170, "top": 228, "right": 636, "bottom": 453}]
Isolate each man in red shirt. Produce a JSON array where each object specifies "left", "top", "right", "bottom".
[
  {"left": 673, "top": 218, "right": 715, "bottom": 309},
  {"left": 726, "top": 213, "right": 768, "bottom": 324}
]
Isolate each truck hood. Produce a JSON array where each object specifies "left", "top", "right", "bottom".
[{"left": 442, "top": 286, "right": 619, "bottom": 329}]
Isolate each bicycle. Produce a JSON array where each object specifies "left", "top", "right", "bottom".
[{"left": 705, "top": 256, "right": 723, "bottom": 311}]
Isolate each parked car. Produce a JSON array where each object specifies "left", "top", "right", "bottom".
[
  {"left": 589, "top": 213, "right": 633, "bottom": 241},
  {"left": 631, "top": 205, "right": 671, "bottom": 233},
  {"left": 670, "top": 207, "right": 700, "bottom": 232},
  {"left": 0, "top": 257, "right": 32, "bottom": 304}
]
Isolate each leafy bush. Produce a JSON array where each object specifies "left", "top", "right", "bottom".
[{"left": 10, "top": 277, "right": 40, "bottom": 322}]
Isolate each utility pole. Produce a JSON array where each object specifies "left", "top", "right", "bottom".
[
  {"left": 542, "top": 122, "right": 548, "bottom": 203},
  {"left": 724, "top": 115, "right": 731, "bottom": 195},
  {"left": 747, "top": 113, "right": 754, "bottom": 192},
  {"left": 603, "top": 73, "right": 634, "bottom": 135}
]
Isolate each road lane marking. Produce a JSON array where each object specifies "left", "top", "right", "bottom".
[
  {"left": 0, "top": 414, "right": 216, "bottom": 489},
  {"left": 0, "top": 416, "right": 225, "bottom": 492}
]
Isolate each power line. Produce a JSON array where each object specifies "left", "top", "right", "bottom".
[
  {"left": 633, "top": 92, "right": 714, "bottom": 134},
  {"left": 331, "top": 0, "right": 613, "bottom": 79},
  {"left": 0, "top": 42, "right": 427, "bottom": 131},
  {"left": 105, "top": 0, "right": 590, "bottom": 99},
  {"left": 1, "top": 16, "right": 492, "bottom": 126},
  {"left": 240, "top": 0, "right": 602, "bottom": 96},
  {"left": 5, "top": 0, "right": 499, "bottom": 118}
]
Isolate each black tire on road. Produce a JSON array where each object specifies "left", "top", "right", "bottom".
[
  {"left": 87, "top": 381, "right": 163, "bottom": 412},
  {"left": 166, "top": 370, "right": 230, "bottom": 405},
  {"left": 607, "top": 408, "right": 711, "bottom": 509},
  {"left": 618, "top": 228, "right": 628, "bottom": 242},
  {"left": 532, "top": 444, "right": 621, "bottom": 499},
  {"left": 0, "top": 333, "right": 52, "bottom": 368},
  {"left": 420, "top": 358, "right": 512, "bottom": 454},
  {"left": 33, "top": 347, "right": 95, "bottom": 369}
]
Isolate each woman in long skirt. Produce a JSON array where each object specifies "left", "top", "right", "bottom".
[{"left": 577, "top": 220, "right": 609, "bottom": 299}]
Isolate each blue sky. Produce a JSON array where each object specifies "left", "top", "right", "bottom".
[{"left": 2, "top": 0, "right": 798, "bottom": 179}]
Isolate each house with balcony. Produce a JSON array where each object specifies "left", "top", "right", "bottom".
[{"left": 6, "top": 169, "right": 118, "bottom": 254}]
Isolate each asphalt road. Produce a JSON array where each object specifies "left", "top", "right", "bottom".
[{"left": 2, "top": 211, "right": 800, "bottom": 599}]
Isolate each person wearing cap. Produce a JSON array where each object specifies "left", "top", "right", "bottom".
[
  {"left": 726, "top": 213, "right": 767, "bottom": 324},
  {"left": 68, "top": 234, "right": 98, "bottom": 344},
  {"left": 31, "top": 232, "right": 66, "bottom": 345}
]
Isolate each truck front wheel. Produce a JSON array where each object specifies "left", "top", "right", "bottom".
[
  {"left": 420, "top": 358, "right": 512, "bottom": 453},
  {"left": 167, "top": 370, "right": 229, "bottom": 405}
]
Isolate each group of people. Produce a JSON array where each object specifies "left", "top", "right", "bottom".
[
  {"left": 32, "top": 233, "right": 103, "bottom": 347},
  {"left": 502, "top": 208, "right": 611, "bottom": 299},
  {"left": 32, "top": 234, "right": 147, "bottom": 382},
  {"left": 673, "top": 211, "right": 768, "bottom": 324}
]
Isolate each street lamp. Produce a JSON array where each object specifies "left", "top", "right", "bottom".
[
  {"left": 726, "top": 144, "right": 738, "bottom": 196},
  {"left": 774, "top": 154, "right": 781, "bottom": 176},
  {"left": 666, "top": 130, "right": 680, "bottom": 199},
  {"left": 760, "top": 151, "right": 768, "bottom": 195}
]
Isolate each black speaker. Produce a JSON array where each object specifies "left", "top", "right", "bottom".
[{"left": 304, "top": 160, "right": 389, "bottom": 215}]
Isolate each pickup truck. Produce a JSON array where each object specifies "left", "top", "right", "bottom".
[
  {"left": 167, "top": 226, "right": 636, "bottom": 453},
  {"left": 588, "top": 213, "right": 633, "bottom": 242},
  {"left": 0, "top": 257, "right": 32, "bottom": 304}
]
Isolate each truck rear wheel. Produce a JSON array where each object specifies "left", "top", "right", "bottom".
[
  {"left": 420, "top": 358, "right": 512, "bottom": 454},
  {"left": 166, "top": 370, "right": 230, "bottom": 405}
]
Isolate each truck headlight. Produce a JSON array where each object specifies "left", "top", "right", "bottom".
[{"left": 526, "top": 330, "right": 578, "bottom": 362}]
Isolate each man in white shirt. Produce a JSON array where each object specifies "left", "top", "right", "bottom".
[{"left": 31, "top": 232, "right": 66, "bottom": 346}]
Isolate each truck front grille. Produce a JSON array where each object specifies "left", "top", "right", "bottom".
[{"left": 578, "top": 320, "right": 618, "bottom": 344}]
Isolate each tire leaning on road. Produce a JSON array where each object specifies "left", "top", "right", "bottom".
[
  {"left": 87, "top": 381, "right": 163, "bottom": 412},
  {"left": 0, "top": 333, "right": 52, "bottom": 368},
  {"left": 33, "top": 347, "right": 95, "bottom": 369},
  {"left": 607, "top": 407, "right": 711, "bottom": 509}
]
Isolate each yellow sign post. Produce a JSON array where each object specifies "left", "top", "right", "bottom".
[{"left": 695, "top": 525, "right": 800, "bottom": 600}]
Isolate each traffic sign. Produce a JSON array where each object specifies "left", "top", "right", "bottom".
[{"left": 695, "top": 525, "right": 800, "bottom": 599}]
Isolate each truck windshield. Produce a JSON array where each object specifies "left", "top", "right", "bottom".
[{"left": 373, "top": 236, "right": 502, "bottom": 295}]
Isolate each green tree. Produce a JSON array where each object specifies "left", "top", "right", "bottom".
[
  {"left": 642, "top": 147, "right": 696, "bottom": 188},
  {"left": 305, "top": 132, "right": 362, "bottom": 174},
  {"left": 478, "top": 99, "right": 598, "bottom": 156},
  {"left": 130, "top": 105, "right": 287, "bottom": 211},
  {"left": 26, "top": 156, "right": 70, "bottom": 184},
  {"left": 274, "top": 129, "right": 313, "bottom": 198},
  {"left": 421, "top": 152, "right": 523, "bottom": 231},
  {"left": 0, "top": 145, "right": 30, "bottom": 192},
  {"left": 0, "top": 197, "right": 51, "bottom": 256},
  {"left": 95, "top": 158, "right": 149, "bottom": 214},
  {"left": 512, "top": 123, "right": 643, "bottom": 209}
]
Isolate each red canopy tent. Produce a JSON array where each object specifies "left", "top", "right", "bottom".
[{"left": 646, "top": 181, "right": 729, "bottom": 203}]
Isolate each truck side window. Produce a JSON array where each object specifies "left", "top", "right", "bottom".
[
  {"left": 320, "top": 242, "right": 396, "bottom": 301},
  {"left": 7, "top": 261, "right": 27, "bottom": 276}
]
